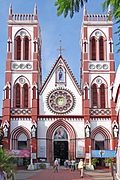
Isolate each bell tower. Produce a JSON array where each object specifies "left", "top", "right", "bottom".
[
  {"left": 81, "top": 5, "right": 117, "bottom": 159},
  {"left": 2, "top": 4, "right": 42, "bottom": 151}
]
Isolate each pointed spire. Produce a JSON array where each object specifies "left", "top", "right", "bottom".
[
  {"left": 83, "top": 1, "right": 87, "bottom": 16},
  {"left": 9, "top": 3, "right": 12, "bottom": 15},
  {"left": 108, "top": 4, "right": 111, "bottom": 14},
  {"left": 34, "top": 3, "right": 37, "bottom": 15}
]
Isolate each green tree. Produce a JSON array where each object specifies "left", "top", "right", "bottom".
[
  {"left": 0, "top": 146, "right": 15, "bottom": 178},
  {"left": 55, "top": 0, "right": 120, "bottom": 51},
  {"left": 55, "top": 0, "right": 87, "bottom": 18},
  {"left": 103, "top": 0, "right": 120, "bottom": 52}
]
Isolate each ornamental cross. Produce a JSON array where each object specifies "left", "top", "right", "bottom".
[
  {"left": 57, "top": 39, "right": 65, "bottom": 55},
  {"left": 99, "top": 150, "right": 105, "bottom": 158}
]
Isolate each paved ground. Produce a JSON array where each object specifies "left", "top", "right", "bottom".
[{"left": 15, "top": 168, "right": 116, "bottom": 180}]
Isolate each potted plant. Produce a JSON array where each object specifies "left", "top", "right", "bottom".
[{"left": 91, "top": 158, "right": 99, "bottom": 168}]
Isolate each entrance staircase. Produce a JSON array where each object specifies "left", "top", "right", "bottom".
[{"left": 85, "top": 169, "right": 117, "bottom": 180}]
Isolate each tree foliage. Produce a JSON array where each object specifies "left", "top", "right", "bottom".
[
  {"left": 55, "top": 0, "right": 87, "bottom": 18},
  {"left": 0, "top": 147, "right": 15, "bottom": 174},
  {"left": 103, "top": 0, "right": 120, "bottom": 52},
  {"left": 55, "top": 0, "right": 120, "bottom": 51}
]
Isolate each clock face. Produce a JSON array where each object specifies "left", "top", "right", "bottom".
[{"left": 47, "top": 89, "right": 75, "bottom": 114}]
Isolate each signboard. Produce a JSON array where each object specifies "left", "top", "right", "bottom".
[
  {"left": 11, "top": 150, "right": 30, "bottom": 157},
  {"left": 92, "top": 150, "right": 116, "bottom": 158}
]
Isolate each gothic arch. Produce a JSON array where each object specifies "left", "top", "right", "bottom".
[
  {"left": 14, "top": 28, "right": 31, "bottom": 60},
  {"left": 89, "top": 29, "right": 107, "bottom": 61},
  {"left": 11, "top": 126, "right": 31, "bottom": 150},
  {"left": 13, "top": 76, "right": 30, "bottom": 108},
  {"left": 91, "top": 126, "right": 112, "bottom": 150},
  {"left": 13, "top": 76, "right": 30, "bottom": 87},
  {"left": 91, "top": 76, "right": 108, "bottom": 88},
  {"left": 46, "top": 119, "right": 76, "bottom": 163},
  {"left": 89, "top": 29, "right": 107, "bottom": 40},
  {"left": 14, "top": 28, "right": 31, "bottom": 39}
]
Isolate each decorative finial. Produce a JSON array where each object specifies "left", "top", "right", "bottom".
[
  {"left": 57, "top": 35, "right": 64, "bottom": 55},
  {"left": 9, "top": 3, "right": 12, "bottom": 15},
  {"left": 34, "top": 3, "right": 37, "bottom": 15},
  {"left": 83, "top": 1, "right": 87, "bottom": 16}
]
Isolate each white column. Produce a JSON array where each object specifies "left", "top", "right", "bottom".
[
  {"left": 89, "top": 145, "right": 91, "bottom": 165},
  {"left": 30, "top": 145, "right": 33, "bottom": 165}
]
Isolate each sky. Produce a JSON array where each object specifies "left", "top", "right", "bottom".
[{"left": 0, "top": 0, "right": 120, "bottom": 115}]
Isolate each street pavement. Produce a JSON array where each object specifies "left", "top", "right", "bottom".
[{"left": 15, "top": 168, "right": 116, "bottom": 180}]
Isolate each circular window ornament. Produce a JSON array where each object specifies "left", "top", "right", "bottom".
[
  {"left": 89, "top": 64, "right": 95, "bottom": 70},
  {"left": 103, "top": 64, "right": 108, "bottom": 70},
  {"left": 95, "top": 31, "right": 101, "bottom": 38},
  {"left": 20, "top": 31, "right": 26, "bottom": 37},
  {"left": 96, "top": 64, "right": 102, "bottom": 69},
  {"left": 26, "top": 63, "right": 32, "bottom": 69},
  {"left": 96, "top": 78, "right": 102, "bottom": 84},
  {"left": 13, "top": 63, "right": 19, "bottom": 69},
  {"left": 47, "top": 89, "right": 75, "bottom": 114},
  {"left": 19, "top": 78, "right": 26, "bottom": 84}
]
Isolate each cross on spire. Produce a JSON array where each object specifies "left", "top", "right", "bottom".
[{"left": 57, "top": 38, "right": 64, "bottom": 55}]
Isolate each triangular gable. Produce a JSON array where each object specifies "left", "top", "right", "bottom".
[{"left": 40, "top": 55, "right": 81, "bottom": 95}]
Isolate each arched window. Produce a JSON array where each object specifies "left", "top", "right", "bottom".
[
  {"left": 85, "top": 87, "right": 88, "bottom": 100},
  {"left": 23, "top": 83, "right": 28, "bottom": 108},
  {"left": 15, "top": 36, "right": 21, "bottom": 60},
  {"left": 6, "top": 87, "right": 9, "bottom": 99},
  {"left": 90, "top": 37, "right": 96, "bottom": 60},
  {"left": 91, "top": 84, "right": 98, "bottom": 107},
  {"left": 33, "top": 86, "right": 36, "bottom": 99},
  {"left": 15, "top": 83, "right": 20, "bottom": 108},
  {"left": 100, "top": 84, "right": 105, "bottom": 108},
  {"left": 99, "top": 36, "right": 104, "bottom": 60},
  {"left": 23, "top": 36, "right": 29, "bottom": 60}
]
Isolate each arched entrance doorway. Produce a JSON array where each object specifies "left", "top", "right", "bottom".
[
  {"left": 11, "top": 126, "right": 31, "bottom": 166},
  {"left": 91, "top": 126, "right": 111, "bottom": 167},
  {"left": 46, "top": 119, "right": 76, "bottom": 164},
  {"left": 53, "top": 127, "right": 68, "bottom": 165}
]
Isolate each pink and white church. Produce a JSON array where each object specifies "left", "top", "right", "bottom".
[{"left": 1, "top": 4, "right": 118, "bottom": 166}]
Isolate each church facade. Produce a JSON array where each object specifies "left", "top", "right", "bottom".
[{"left": 2, "top": 4, "right": 118, "bottom": 165}]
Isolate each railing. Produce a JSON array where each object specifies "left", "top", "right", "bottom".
[
  {"left": 12, "top": 14, "right": 34, "bottom": 21},
  {"left": 86, "top": 14, "right": 109, "bottom": 21},
  {"left": 90, "top": 108, "right": 111, "bottom": 115},
  {"left": 11, "top": 108, "right": 32, "bottom": 115}
]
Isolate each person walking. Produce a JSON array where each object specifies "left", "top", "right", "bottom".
[
  {"left": 70, "top": 159, "right": 75, "bottom": 171},
  {"left": 78, "top": 159, "right": 84, "bottom": 178},
  {"left": 53, "top": 158, "right": 59, "bottom": 173}
]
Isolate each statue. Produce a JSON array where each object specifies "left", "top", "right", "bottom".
[
  {"left": 2, "top": 121, "right": 9, "bottom": 138},
  {"left": 31, "top": 125, "right": 36, "bottom": 138},
  {"left": 113, "top": 125, "right": 118, "bottom": 138},
  {"left": 59, "top": 70, "right": 63, "bottom": 80},
  {"left": 85, "top": 125, "right": 90, "bottom": 138},
  {"left": 3, "top": 125, "right": 8, "bottom": 138}
]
